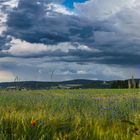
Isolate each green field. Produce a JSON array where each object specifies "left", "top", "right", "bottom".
[{"left": 0, "top": 89, "right": 140, "bottom": 140}]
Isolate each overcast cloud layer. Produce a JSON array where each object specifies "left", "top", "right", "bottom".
[{"left": 0, "top": 0, "right": 140, "bottom": 82}]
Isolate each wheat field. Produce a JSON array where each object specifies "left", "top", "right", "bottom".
[{"left": 0, "top": 89, "right": 139, "bottom": 140}]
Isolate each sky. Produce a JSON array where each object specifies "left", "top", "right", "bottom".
[{"left": 0, "top": 0, "right": 140, "bottom": 82}]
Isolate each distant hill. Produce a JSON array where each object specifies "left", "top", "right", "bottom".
[{"left": 0, "top": 79, "right": 140, "bottom": 89}]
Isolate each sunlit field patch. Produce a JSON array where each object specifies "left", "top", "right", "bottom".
[{"left": 0, "top": 89, "right": 139, "bottom": 140}]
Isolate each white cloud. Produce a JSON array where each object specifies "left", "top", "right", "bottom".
[
  {"left": 0, "top": 0, "right": 19, "bottom": 35},
  {"left": 1, "top": 0, "right": 19, "bottom": 9},
  {"left": 2, "top": 37, "right": 96, "bottom": 57},
  {"left": 47, "top": 3, "right": 75, "bottom": 16},
  {"left": 75, "top": 0, "right": 140, "bottom": 21},
  {"left": 3, "top": 37, "right": 49, "bottom": 56},
  {"left": 74, "top": 0, "right": 140, "bottom": 56},
  {"left": 77, "top": 70, "right": 87, "bottom": 74}
]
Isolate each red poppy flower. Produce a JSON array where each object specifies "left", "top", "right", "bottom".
[{"left": 31, "top": 119, "right": 36, "bottom": 127}]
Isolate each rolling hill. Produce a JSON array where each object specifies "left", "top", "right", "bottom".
[{"left": 0, "top": 79, "right": 139, "bottom": 89}]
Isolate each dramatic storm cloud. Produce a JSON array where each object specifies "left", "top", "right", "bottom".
[{"left": 0, "top": 0, "right": 140, "bottom": 81}]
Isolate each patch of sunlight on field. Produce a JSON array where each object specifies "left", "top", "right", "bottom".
[{"left": 0, "top": 89, "right": 139, "bottom": 140}]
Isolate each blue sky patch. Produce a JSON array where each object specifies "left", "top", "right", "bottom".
[{"left": 63, "top": 0, "right": 87, "bottom": 8}]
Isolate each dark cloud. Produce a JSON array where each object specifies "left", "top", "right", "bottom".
[
  {"left": 5, "top": 0, "right": 139, "bottom": 66},
  {"left": 6, "top": 0, "right": 93, "bottom": 45}
]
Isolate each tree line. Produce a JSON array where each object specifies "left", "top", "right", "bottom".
[{"left": 111, "top": 76, "right": 140, "bottom": 89}]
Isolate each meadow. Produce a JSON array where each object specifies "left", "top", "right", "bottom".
[{"left": 0, "top": 89, "right": 140, "bottom": 140}]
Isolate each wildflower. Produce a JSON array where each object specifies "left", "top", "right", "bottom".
[
  {"left": 103, "top": 107, "right": 106, "bottom": 110},
  {"left": 31, "top": 119, "right": 37, "bottom": 127}
]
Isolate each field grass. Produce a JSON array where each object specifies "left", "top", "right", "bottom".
[{"left": 0, "top": 89, "right": 140, "bottom": 140}]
